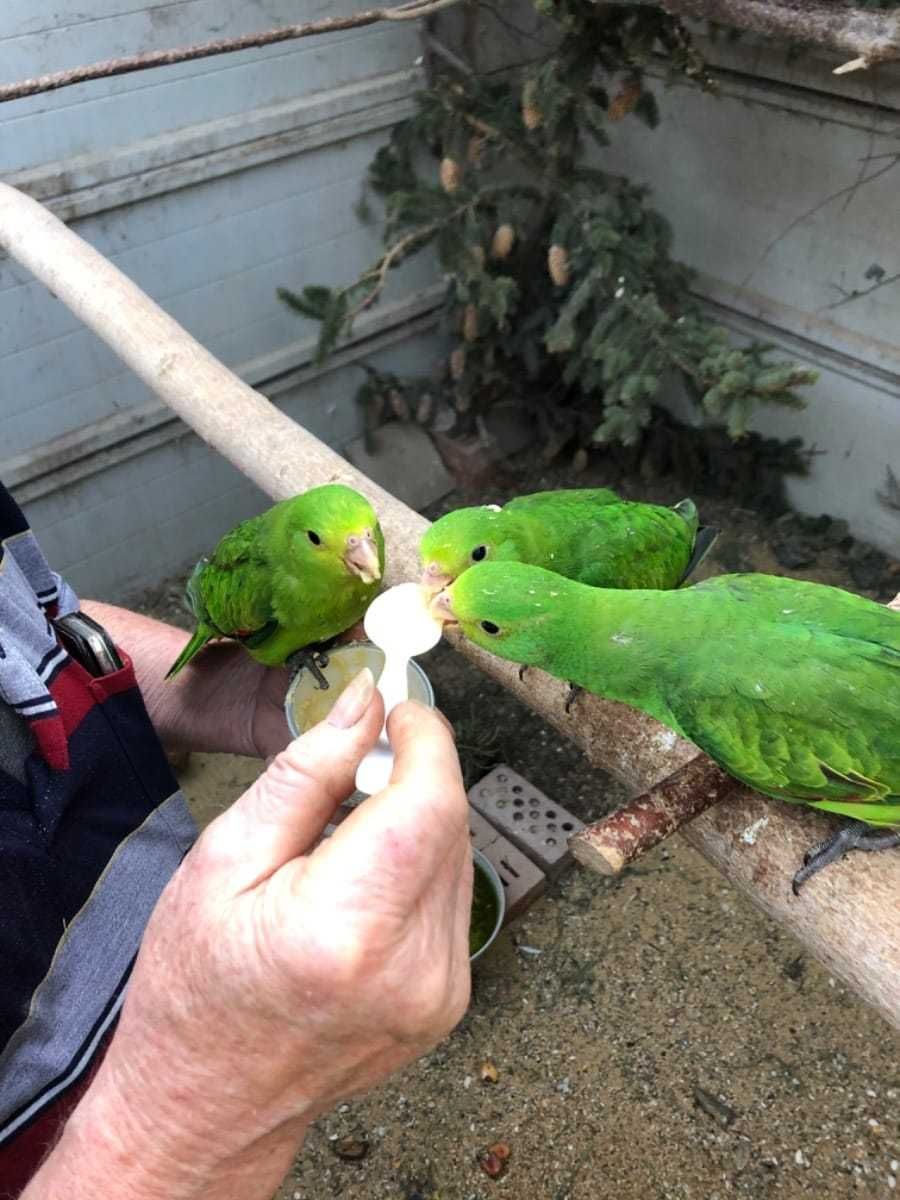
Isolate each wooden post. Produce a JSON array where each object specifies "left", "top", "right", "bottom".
[{"left": 0, "top": 183, "right": 897, "bottom": 1030}]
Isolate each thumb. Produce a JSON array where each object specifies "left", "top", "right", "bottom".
[{"left": 196, "top": 668, "right": 383, "bottom": 892}]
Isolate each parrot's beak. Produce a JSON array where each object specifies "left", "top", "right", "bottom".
[
  {"left": 420, "top": 561, "right": 452, "bottom": 595},
  {"left": 430, "top": 587, "right": 457, "bottom": 624},
  {"left": 344, "top": 530, "right": 381, "bottom": 585}
]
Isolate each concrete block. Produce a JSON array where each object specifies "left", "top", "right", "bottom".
[
  {"left": 477, "top": 835, "right": 546, "bottom": 922},
  {"left": 468, "top": 764, "right": 584, "bottom": 880},
  {"left": 344, "top": 422, "right": 454, "bottom": 512},
  {"left": 468, "top": 807, "right": 502, "bottom": 853}
]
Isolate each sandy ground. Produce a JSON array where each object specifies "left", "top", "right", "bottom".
[{"left": 147, "top": 448, "right": 900, "bottom": 1200}]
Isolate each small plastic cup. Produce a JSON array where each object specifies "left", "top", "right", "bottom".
[{"left": 284, "top": 640, "right": 435, "bottom": 739}]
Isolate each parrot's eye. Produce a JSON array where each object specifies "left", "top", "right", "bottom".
[
  {"left": 307, "top": 530, "right": 322, "bottom": 546},
  {"left": 480, "top": 620, "right": 501, "bottom": 636},
  {"left": 471, "top": 545, "right": 488, "bottom": 562}
]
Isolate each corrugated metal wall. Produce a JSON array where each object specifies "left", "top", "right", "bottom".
[
  {"left": 602, "top": 34, "right": 900, "bottom": 555},
  {"left": 0, "top": 1, "right": 444, "bottom": 598}
]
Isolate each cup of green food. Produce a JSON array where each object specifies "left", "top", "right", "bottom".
[{"left": 470, "top": 850, "right": 505, "bottom": 962}]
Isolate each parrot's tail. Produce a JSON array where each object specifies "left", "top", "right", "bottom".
[
  {"left": 164, "top": 624, "right": 215, "bottom": 680},
  {"left": 679, "top": 525, "right": 720, "bottom": 586}
]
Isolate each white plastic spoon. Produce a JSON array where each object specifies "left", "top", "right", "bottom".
[{"left": 354, "top": 582, "right": 443, "bottom": 795}]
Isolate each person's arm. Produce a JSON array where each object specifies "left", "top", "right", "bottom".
[
  {"left": 22, "top": 671, "right": 472, "bottom": 1200},
  {"left": 80, "top": 600, "right": 291, "bottom": 759}
]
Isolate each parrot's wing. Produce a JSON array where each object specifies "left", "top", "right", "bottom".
[
  {"left": 670, "top": 610, "right": 900, "bottom": 812},
  {"left": 198, "top": 517, "right": 279, "bottom": 640}
]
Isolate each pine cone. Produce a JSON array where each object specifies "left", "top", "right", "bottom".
[
  {"left": 440, "top": 156, "right": 462, "bottom": 193},
  {"left": 572, "top": 447, "right": 589, "bottom": 473},
  {"left": 548, "top": 243, "right": 570, "bottom": 287},
  {"left": 462, "top": 304, "right": 479, "bottom": 342},
  {"left": 608, "top": 79, "right": 642, "bottom": 122},
  {"left": 491, "top": 224, "right": 515, "bottom": 260},
  {"left": 521, "top": 80, "right": 543, "bottom": 130},
  {"left": 467, "top": 135, "right": 486, "bottom": 167},
  {"left": 450, "top": 347, "right": 466, "bottom": 380}
]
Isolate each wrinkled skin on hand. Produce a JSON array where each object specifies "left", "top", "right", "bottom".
[{"left": 55, "top": 676, "right": 471, "bottom": 1200}]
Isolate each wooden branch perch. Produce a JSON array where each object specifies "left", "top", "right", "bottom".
[
  {"left": 621, "top": 0, "right": 900, "bottom": 71},
  {"left": 0, "top": 182, "right": 897, "bottom": 1031},
  {"left": 0, "top": 0, "right": 462, "bottom": 105},
  {"left": 570, "top": 756, "right": 742, "bottom": 875}
]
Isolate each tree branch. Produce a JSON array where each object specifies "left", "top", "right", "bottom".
[
  {"left": 0, "top": 0, "right": 463, "bottom": 105},
  {"left": 619, "top": 0, "right": 900, "bottom": 70}
]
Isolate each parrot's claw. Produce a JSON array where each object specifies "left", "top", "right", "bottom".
[
  {"left": 518, "top": 665, "right": 528, "bottom": 683},
  {"left": 564, "top": 683, "right": 582, "bottom": 715},
  {"left": 792, "top": 820, "right": 900, "bottom": 895},
  {"left": 286, "top": 648, "right": 331, "bottom": 691}
]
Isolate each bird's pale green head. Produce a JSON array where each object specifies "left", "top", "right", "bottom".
[
  {"left": 432, "top": 560, "right": 575, "bottom": 666},
  {"left": 419, "top": 504, "right": 517, "bottom": 593},
  {"left": 289, "top": 484, "right": 383, "bottom": 585}
]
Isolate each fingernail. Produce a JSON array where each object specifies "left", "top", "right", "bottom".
[{"left": 327, "top": 667, "right": 375, "bottom": 729}]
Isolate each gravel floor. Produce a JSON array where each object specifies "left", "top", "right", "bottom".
[{"left": 137, "top": 444, "right": 900, "bottom": 1200}]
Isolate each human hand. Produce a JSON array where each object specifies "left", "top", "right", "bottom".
[{"left": 36, "top": 670, "right": 471, "bottom": 1200}]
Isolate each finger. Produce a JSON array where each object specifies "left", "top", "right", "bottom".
[
  {"left": 307, "top": 701, "right": 470, "bottom": 908},
  {"left": 196, "top": 669, "right": 383, "bottom": 892}
]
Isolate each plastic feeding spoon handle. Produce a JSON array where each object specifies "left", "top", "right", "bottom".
[{"left": 354, "top": 583, "right": 443, "bottom": 796}]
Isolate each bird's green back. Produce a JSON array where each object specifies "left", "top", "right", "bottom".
[{"left": 421, "top": 488, "right": 700, "bottom": 590}]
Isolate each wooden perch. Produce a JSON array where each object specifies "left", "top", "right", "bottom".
[
  {"left": 570, "top": 756, "right": 742, "bottom": 875},
  {"left": 624, "top": 0, "right": 900, "bottom": 71},
  {"left": 0, "top": 181, "right": 897, "bottom": 1031}
]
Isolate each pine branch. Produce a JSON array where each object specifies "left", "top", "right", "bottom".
[
  {"left": 618, "top": 0, "right": 900, "bottom": 70},
  {"left": 348, "top": 225, "right": 442, "bottom": 318},
  {"left": 0, "top": 0, "right": 462, "bottom": 104}
]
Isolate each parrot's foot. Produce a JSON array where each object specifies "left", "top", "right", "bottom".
[
  {"left": 792, "top": 820, "right": 900, "bottom": 895},
  {"left": 286, "top": 648, "right": 331, "bottom": 691},
  {"left": 518, "top": 665, "right": 528, "bottom": 683},
  {"left": 564, "top": 684, "right": 583, "bottom": 715}
]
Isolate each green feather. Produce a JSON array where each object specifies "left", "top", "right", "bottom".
[
  {"left": 420, "top": 488, "right": 714, "bottom": 591},
  {"left": 165, "top": 484, "right": 384, "bottom": 679},
  {"left": 447, "top": 564, "right": 900, "bottom": 829}
]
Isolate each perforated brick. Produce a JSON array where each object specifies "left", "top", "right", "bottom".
[
  {"left": 468, "top": 765, "right": 584, "bottom": 879},
  {"left": 468, "top": 807, "right": 502, "bottom": 853},
  {"left": 477, "top": 835, "right": 546, "bottom": 922}
]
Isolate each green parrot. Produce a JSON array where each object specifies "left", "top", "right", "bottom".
[
  {"left": 165, "top": 484, "right": 384, "bottom": 683},
  {"left": 433, "top": 562, "right": 900, "bottom": 891},
  {"left": 419, "top": 489, "right": 718, "bottom": 595}
]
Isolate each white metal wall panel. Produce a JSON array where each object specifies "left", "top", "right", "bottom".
[
  {"left": 602, "top": 41, "right": 900, "bottom": 554},
  {"left": 0, "top": 2, "right": 446, "bottom": 595}
]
